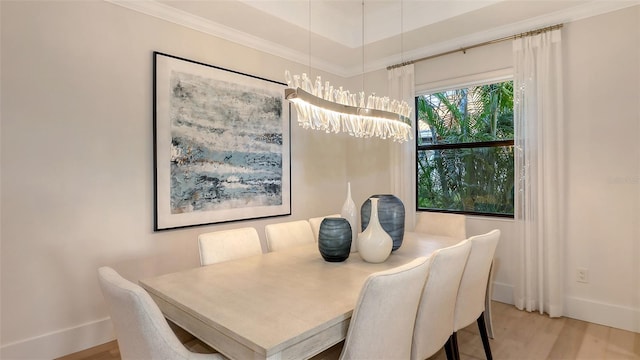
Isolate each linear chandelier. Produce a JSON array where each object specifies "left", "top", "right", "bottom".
[
  {"left": 284, "top": 72, "right": 412, "bottom": 142},
  {"left": 283, "top": 1, "right": 412, "bottom": 143}
]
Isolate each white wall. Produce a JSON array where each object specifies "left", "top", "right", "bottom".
[
  {"left": 0, "top": 1, "right": 360, "bottom": 358},
  {"left": 562, "top": 6, "right": 640, "bottom": 332},
  {"left": 1, "top": 2, "right": 638, "bottom": 359}
]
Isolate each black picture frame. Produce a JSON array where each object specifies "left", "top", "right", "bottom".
[{"left": 153, "top": 52, "right": 291, "bottom": 231}]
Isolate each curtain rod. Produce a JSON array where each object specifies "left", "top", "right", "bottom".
[{"left": 387, "top": 23, "right": 563, "bottom": 70}]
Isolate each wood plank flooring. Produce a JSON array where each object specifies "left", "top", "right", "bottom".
[{"left": 57, "top": 301, "right": 640, "bottom": 360}]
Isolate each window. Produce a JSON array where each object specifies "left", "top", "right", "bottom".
[{"left": 416, "top": 80, "right": 514, "bottom": 217}]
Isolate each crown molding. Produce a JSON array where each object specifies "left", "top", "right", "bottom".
[
  {"left": 106, "top": 0, "right": 639, "bottom": 78},
  {"left": 105, "top": 0, "right": 349, "bottom": 76}
]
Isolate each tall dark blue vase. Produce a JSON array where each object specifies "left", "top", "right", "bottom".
[
  {"left": 318, "top": 217, "right": 352, "bottom": 262},
  {"left": 361, "top": 194, "right": 405, "bottom": 251}
]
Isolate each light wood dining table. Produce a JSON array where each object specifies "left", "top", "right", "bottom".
[{"left": 139, "top": 231, "right": 459, "bottom": 360}]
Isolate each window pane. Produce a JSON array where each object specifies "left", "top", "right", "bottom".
[
  {"left": 417, "top": 82, "right": 513, "bottom": 146},
  {"left": 417, "top": 145, "right": 514, "bottom": 216}
]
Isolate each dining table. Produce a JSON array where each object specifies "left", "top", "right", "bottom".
[{"left": 139, "top": 231, "right": 460, "bottom": 360}]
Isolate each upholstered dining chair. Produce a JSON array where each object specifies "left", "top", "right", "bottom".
[
  {"left": 309, "top": 214, "right": 341, "bottom": 242},
  {"left": 198, "top": 227, "right": 263, "bottom": 266},
  {"left": 339, "top": 256, "right": 431, "bottom": 360},
  {"left": 415, "top": 212, "right": 496, "bottom": 341},
  {"left": 97, "top": 267, "right": 226, "bottom": 360},
  {"left": 265, "top": 220, "right": 315, "bottom": 252},
  {"left": 451, "top": 229, "right": 501, "bottom": 360},
  {"left": 411, "top": 239, "right": 472, "bottom": 360},
  {"left": 414, "top": 212, "right": 467, "bottom": 240}
]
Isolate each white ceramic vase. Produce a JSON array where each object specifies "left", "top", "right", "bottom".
[
  {"left": 357, "top": 198, "right": 392, "bottom": 263},
  {"left": 341, "top": 182, "right": 358, "bottom": 252}
]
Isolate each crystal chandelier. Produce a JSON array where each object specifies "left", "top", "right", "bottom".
[
  {"left": 284, "top": 72, "right": 412, "bottom": 142},
  {"left": 284, "top": 1, "right": 413, "bottom": 143}
]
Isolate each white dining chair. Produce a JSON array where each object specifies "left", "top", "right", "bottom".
[
  {"left": 411, "top": 239, "right": 471, "bottom": 360},
  {"left": 451, "top": 229, "right": 501, "bottom": 360},
  {"left": 265, "top": 220, "right": 315, "bottom": 252},
  {"left": 97, "top": 267, "right": 226, "bottom": 360},
  {"left": 309, "top": 214, "right": 341, "bottom": 242},
  {"left": 339, "top": 256, "right": 431, "bottom": 360},
  {"left": 198, "top": 227, "right": 262, "bottom": 266},
  {"left": 414, "top": 212, "right": 467, "bottom": 240}
]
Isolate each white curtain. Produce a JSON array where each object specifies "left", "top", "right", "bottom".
[
  {"left": 388, "top": 64, "right": 416, "bottom": 230},
  {"left": 513, "top": 29, "right": 565, "bottom": 317}
]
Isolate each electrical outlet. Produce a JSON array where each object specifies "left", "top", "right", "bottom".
[{"left": 576, "top": 267, "right": 589, "bottom": 283}]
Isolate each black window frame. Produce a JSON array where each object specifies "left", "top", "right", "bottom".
[{"left": 414, "top": 82, "right": 515, "bottom": 219}]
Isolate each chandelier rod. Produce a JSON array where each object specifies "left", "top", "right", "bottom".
[{"left": 361, "top": 0, "right": 365, "bottom": 94}]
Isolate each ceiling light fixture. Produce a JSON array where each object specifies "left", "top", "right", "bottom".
[{"left": 284, "top": 1, "right": 412, "bottom": 142}]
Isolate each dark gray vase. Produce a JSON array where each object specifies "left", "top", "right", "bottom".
[
  {"left": 361, "top": 194, "right": 405, "bottom": 251},
  {"left": 318, "top": 217, "right": 352, "bottom": 262}
]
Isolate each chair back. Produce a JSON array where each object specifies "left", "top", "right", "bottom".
[
  {"left": 414, "top": 212, "right": 467, "bottom": 240},
  {"left": 198, "top": 227, "right": 262, "bottom": 266},
  {"left": 339, "top": 257, "right": 431, "bottom": 360},
  {"left": 97, "top": 267, "right": 224, "bottom": 360},
  {"left": 309, "top": 214, "right": 341, "bottom": 242},
  {"left": 411, "top": 239, "right": 471, "bottom": 360},
  {"left": 265, "top": 220, "right": 315, "bottom": 252},
  {"left": 453, "top": 229, "right": 501, "bottom": 332}
]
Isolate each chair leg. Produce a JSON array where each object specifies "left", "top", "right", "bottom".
[
  {"left": 477, "top": 312, "right": 493, "bottom": 360},
  {"left": 450, "top": 332, "right": 460, "bottom": 360},
  {"left": 444, "top": 335, "right": 456, "bottom": 360}
]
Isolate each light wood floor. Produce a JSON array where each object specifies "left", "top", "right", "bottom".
[{"left": 57, "top": 301, "right": 640, "bottom": 360}]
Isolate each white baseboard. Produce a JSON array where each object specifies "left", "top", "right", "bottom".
[
  {"left": 488, "top": 282, "right": 640, "bottom": 333},
  {"left": 491, "top": 280, "right": 514, "bottom": 305},
  {"left": 564, "top": 296, "right": 640, "bottom": 333},
  {"left": 0, "top": 317, "right": 114, "bottom": 360}
]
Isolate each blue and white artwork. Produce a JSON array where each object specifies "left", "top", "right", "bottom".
[
  {"left": 154, "top": 52, "right": 290, "bottom": 230},
  {"left": 169, "top": 71, "right": 283, "bottom": 214}
]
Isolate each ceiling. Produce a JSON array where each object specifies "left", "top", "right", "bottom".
[{"left": 109, "top": 0, "right": 638, "bottom": 77}]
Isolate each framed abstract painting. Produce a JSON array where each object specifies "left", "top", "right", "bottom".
[{"left": 153, "top": 52, "right": 291, "bottom": 231}]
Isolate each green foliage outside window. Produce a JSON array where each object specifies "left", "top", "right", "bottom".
[{"left": 416, "top": 81, "right": 515, "bottom": 216}]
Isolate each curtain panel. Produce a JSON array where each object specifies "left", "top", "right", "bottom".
[
  {"left": 388, "top": 64, "right": 416, "bottom": 231},
  {"left": 513, "top": 29, "right": 565, "bottom": 317}
]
